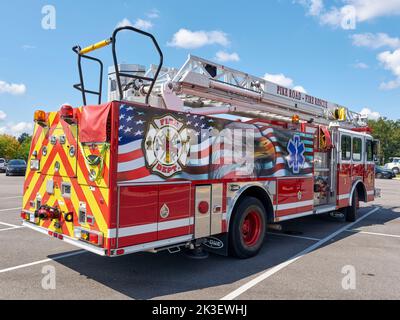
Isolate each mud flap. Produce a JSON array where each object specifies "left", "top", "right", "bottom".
[{"left": 202, "top": 233, "right": 228, "bottom": 256}]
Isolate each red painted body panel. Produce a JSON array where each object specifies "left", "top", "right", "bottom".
[
  {"left": 276, "top": 178, "right": 314, "bottom": 217},
  {"left": 119, "top": 185, "right": 159, "bottom": 229},
  {"left": 337, "top": 163, "right": 352, "bottom": 207},
  {"left": 157, "top": 184, "right": 191, "bottom": 240}
]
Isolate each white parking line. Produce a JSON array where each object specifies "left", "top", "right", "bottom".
[
  {"left": 0, "top": 207, "right": 22, "bottom": 212},
  {"left": 221, "top": 207, "right": 380, "bottom": 300},
  {"left": 346, "top": 230, "right": 400, "bottom": 239},
  {"left": 267, "top": 232, "right": 321, "bottom": 242},
  {"left": 0, "top": 250, "right": 86, "bottom": 274},
  {"left": 0, "top": 196, "right": 23, "bottom": 200},
  {"left": 0, "top": 226, "right": 25, "bottom": 232},
  {"left": 0, "top": 221, "right": 22, "bottom": 228}
]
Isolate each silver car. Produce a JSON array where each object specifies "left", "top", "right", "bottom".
[{"left": 0, "top": 158, "right": 6, "bottom": 173}]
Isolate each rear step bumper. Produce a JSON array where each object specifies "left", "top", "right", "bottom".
[{"left": 22, "top": 221, "right": 107, "bottom": 256}]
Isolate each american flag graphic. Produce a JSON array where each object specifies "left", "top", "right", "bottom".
[{"left": 117, "top": 104, "right": 313, "bottom": 182}]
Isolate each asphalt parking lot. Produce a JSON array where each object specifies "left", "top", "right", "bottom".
[{"left": 0, "top": 174, "right": 399, "bottom": 300}]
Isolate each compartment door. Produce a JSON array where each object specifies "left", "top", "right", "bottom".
[
  {"left": 118, "top": 185, "right": 158, "bottom": 247},
  {"left": 276, "top": 179, "right": 299, "bottom": 217},
  {"left": 194, "top": 185, "right": 212, "bottom": 238},
  {"left": 158, "top": 184, "right": 191, "bottom": 241}
]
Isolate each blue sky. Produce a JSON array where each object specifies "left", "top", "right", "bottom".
[{"left": 0, "top": 0, "right": 399, "bottom": 136}]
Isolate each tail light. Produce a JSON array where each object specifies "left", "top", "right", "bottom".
[
  {"left": 74, "top": 228, "right": 103, "bottom": 246},
  {"left": 21, "top": 212, "right": 29, "bottom": 220},
  {"left": 116, "top": 249, "right": 125, "bottom": 255}
]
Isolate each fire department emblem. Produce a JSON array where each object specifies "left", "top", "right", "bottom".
[{"left": 144, "top": 115, "right": 191, "bottom": 178}]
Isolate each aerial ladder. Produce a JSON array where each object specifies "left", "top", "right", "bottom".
[{"left": 74, "top": 26, "right": 367, "bottom": 129}]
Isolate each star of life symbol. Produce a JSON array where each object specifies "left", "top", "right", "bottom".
[
  {"left": 144, "top": 115, "right": 191, "bottom": 178},
  {"left": 287, "top": 135, "right": 306, "bottom": 174}
]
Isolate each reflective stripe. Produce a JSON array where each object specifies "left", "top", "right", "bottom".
[
  {"left": 337, "top": 194, "right": 350, "bottom": 200},
  {"left": 108, "top": 217, "right": 194, "bottom": 238},
  {"left": 277, "top": 200, "right": 313, "bottom": 211},
  {"left": 367, "top": 190, "right": 374, "bottom": 196}
]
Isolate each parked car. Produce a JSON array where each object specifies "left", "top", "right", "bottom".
[
  {"left": 5, "top": 159, "right": 27, "bottom": 176},
  {"left": 375, "top": 166, "right": 395, "bottom": 179},
  {"left": 384, "top": 157, "right": 400, "bottom": 175},
  {"left": 0, "top": 158, "right": 6, "bottom": 173}
]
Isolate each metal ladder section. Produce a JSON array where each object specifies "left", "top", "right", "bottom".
[{"left": 142, "top": 55, "right": 366, "bottom": 128}]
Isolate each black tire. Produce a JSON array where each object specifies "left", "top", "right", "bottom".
[
  {"left": 5, "top": 171, "right": 9, "bottom": 176},
  {"left": 229, "top": 197, "right": 266, "bottom": 259},
  {"left": 345, "top": 192, "right": 358, "bottom": 222}
]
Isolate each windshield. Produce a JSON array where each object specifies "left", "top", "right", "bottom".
[{"left": 8, "top": 160, "right": 26, "bottom": 166}]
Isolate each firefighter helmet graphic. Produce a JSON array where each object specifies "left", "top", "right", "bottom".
[{"left": 144, "top": 115, "right": 191, "bottom": 178}]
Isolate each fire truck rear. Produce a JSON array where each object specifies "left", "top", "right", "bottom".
[{"left": 21, "top": 27, "right": 380, "bottom": 258}]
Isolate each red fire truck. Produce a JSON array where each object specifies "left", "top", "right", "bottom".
[{"left": 21, "top": 27, "right": 379, "bottom": 259}]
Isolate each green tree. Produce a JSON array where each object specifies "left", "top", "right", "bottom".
[
  {"left": 0, "top": 134, "right": 20, "bottom": 160},
  {"left": 17, "top": 136, "right": 32, "bottom": 160},
  {"left": 18, "top": 133, "right": 31, "bottom": 144},
  {"left": 368, "top": 118, "right": 400, "bottom": 164}
]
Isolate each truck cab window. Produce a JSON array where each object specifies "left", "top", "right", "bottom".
[
  {"left": 341, "top": 135, "right": 351, "bottom": 161},
  {"left": 366, "top": 140, "right": 373, "bottom": 162},
  {"left": 353, "top": 137, "right": 362, "bottom": 162},
  {"left": 372, "top": 140, "right": 380, "bottom": 162}
]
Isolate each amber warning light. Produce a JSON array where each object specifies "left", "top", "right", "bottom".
[{"left": 34, "top": 110, "right": 47, "bottom": 126}]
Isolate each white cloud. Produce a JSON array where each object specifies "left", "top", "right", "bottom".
[
  {"left": 296, "top": 0, "right": 323, "bottom": 16},
  {"left": 377, "top": 48, "right": 400, "bottom": 90},
  {"left": 297, "top": 0, "right": 400, "bottom": 28},
  {"left": 147, "top": 9, "right": 160, "bottom": 19},
  {"left": 351, "top": 33, "right": 400, "bottom": 90},
  {"left": 116, "top": 18, "right": 153, "bottom": 31},
  {"left": 116, "top": 18, "right": 132, "bottom": 28},
  {"left": 348, "top": 0, "right": 400, "bottom": 22},
  {"left": 22, "top": 44, "right": 36, "bottom": 50},
  {"left": 264, "top": 73, "right": 307, "bottom": 93},
  {"left": 215, "top": 51, "right": 240, "bottom": 62},
  {"left": 309, "top": 0, "right": 324, "bottom": 16},
  {"left": 133, "top": 19, "right": 153, "bottom": 31},
  {"left": 0, "top": 110, "right": 6, "bottom": 121},
  {"left": 360, "top": 107, "right": 381, "bottom": 120},
  {"left": 0, "top": 80, "right": 26, "bottom": 95},
  {"left": 378, "top": 49, "right": 400, "bottom": 77},
  {"left": 168, "top": 29, "right": 230, "bottom": 49},
  {"left": 0, "top": 121, "right": 33, "bottom": 136},
  {"left": 293, "top": 85, "right": 307, "bottom": 93},
  {"left": 353, "top": 61, "right": 369, "bottom": 69},
  {"left": 264, "top": 73, "right": 294, "bottom": 87},
  {"left": 351, "top": 33, "right": 400, "bottom": 50},
  {"left": 379, "top": 79, "right": 400, "bottom": 90}
]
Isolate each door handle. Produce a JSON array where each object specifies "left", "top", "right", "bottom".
[{"left": 213, "top": 205, "right": 222, "bottom": 213}]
